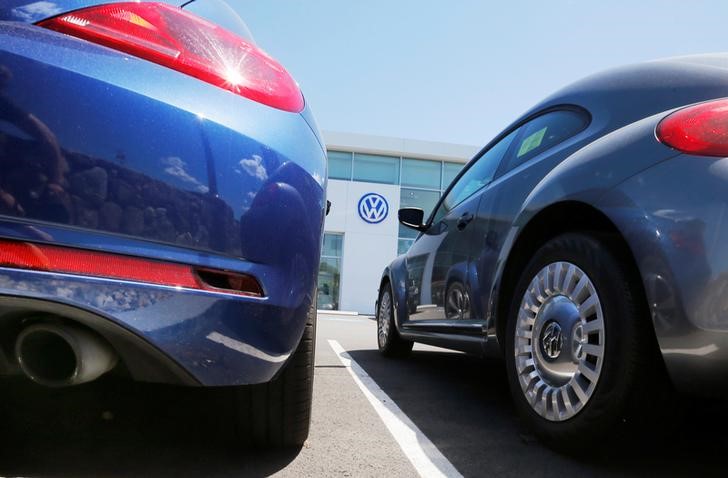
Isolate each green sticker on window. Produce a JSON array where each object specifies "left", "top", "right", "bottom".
[{"left": 517, "top": 127, "right": 547, "bottom": 158}]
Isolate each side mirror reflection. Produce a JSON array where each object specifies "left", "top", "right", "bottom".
[{"left": 398, "top": 207, "right": 428, "bottom": 231}]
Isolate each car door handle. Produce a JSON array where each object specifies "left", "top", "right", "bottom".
[{"left": 457, "top": 212, "right": 474, "bottom": 230}]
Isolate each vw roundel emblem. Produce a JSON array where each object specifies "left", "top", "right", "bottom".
[
  {"left": 358, "top": 193, "right": 389, "bottom": 224},
  {"left": 541, "top": 322, "right": 563, "bottom": 360}
]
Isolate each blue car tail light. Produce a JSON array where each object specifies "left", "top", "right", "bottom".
[
  {"left": 0, "top": 239, "right": 263, "bottom": 297},
  {"left": 657, "top": 98, "right": 728, "bottom": 157},
  {"left": 37, "top": 2, "right": 304, "bottom": 113}
]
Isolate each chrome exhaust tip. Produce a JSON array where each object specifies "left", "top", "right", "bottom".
[{"left": 15, "top": 322, "right": 118, "bottom": 387}]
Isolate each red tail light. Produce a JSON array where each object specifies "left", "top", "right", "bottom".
[
  {"left": 0, "top": 239, "right": 263, "bottom": 297},
  {"left": 656, "top": 99, "right": 728, "bottom": 156},
  {"left": 38, "top": 2, "right": 304, "bottom": 113}
]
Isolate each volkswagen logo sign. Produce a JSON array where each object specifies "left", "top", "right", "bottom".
[
  {"left": 541, "top": 321, "right": 563, "bottom": 360},
  {"left": 358, "top": 193, "right": 389, "bottom": 224}
]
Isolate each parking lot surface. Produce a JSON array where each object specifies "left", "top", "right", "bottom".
[{"left": 0, "top": 313, "right": 726, "bottom": 477}]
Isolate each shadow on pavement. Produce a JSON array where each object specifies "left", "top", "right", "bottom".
[
  {"left": 347, "top": 348, "right": 728, "bottom": 478},
  {"left": 0, "top": 378, "right": 299, "bottom": 477}
]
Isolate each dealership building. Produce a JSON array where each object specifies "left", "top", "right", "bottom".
[{"left": 318, "top": 131, "right": 479, "bottom": 314}]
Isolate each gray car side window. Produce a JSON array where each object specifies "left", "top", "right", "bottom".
[
  {"left": 432, "top": 129, "right": 519, "bottom": 224},
  {"left": 499, "top": 109, "right": 589, "bottom": 174}
]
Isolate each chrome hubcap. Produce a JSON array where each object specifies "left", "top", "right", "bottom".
[
  {"left": 514, "top": 261, "right": 605, "bottom": 421},
  {"left": 378, "top": 290, "right": 392, "bottom": 347}
]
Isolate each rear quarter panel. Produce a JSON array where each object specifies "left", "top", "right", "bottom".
[
  {"left": 483, "top": 112, "right": 680, "bottom": 341},
  {"left": 0, "top": 21, "right": 326, "bottom": 385},
  {"left": 600, "top": 153, "right": 728, "bottom": 395}
]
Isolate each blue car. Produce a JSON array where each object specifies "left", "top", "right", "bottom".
[
  {"left": 0, "top": 1, "right": 325, "bottom": 447},
  {"left": 378, "top": 54, "right": 728, "bottom": 447}
]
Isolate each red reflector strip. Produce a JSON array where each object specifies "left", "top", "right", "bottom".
[
  {"left": 0, "top": 239, "right": 198, "bottom": 287},
  {"left": 0, "top": 239, "right": 262, "bottom": 297}
]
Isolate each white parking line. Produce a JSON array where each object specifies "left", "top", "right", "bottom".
[
  {"left": 328, "top": 339, "right": 463, "bottom": 478},
  {"left": 319, "top": 316, "right": 371, "bottom": 323}
]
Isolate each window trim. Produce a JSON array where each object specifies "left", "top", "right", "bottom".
[
  {"left": 424, "top": 104, "right": 591, "bottom": 229},
  {"left": 493, "top": 105, "right": 591, "bottom": 179}
]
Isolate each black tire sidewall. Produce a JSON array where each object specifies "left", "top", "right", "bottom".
[
  {"left": 232, "top": 298, "right": 316, "bottom": 448},
  {"left": 377, "top": 282, "right": 413, "bottom": 356},
  {"left": 377, "top": 285, "right": 395, "bottom": 351},
  {"left": 505, "top": 233, "right": 641, "bottom": 445}
]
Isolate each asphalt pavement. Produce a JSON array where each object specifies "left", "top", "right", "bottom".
[{"left": 0, "top": 313, "right": 726, "bottom": 477}]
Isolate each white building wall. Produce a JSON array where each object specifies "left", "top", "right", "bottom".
[
  {"left": 325, "top": 179, "right": 400, "bottom": 314},
  {"left": 322, "top": 131, "right": 478, "bottom": 315}
]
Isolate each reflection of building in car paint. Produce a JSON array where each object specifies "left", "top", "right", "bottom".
[{"left": 320, "top": 131, "right": 477, "bottom": 313}]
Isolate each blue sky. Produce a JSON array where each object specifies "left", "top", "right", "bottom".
[{"left": 237, "top": 1, "right": 728, "bottom": 146}]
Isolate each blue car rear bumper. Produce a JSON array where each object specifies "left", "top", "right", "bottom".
[
  {"left": 0, "top": 22, "right": 326, "bottom": 386},
  {"left": 0, "top": 265, "right": 311, "bottom": 386}
]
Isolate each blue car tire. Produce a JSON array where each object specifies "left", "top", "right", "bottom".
[
  {"left": 230, "top": 299, "right": 316, "bottom": 448},
  {"left": 505, "top": 233, "right": 655, "bottom": 449}
]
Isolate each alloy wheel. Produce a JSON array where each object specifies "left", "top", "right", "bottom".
[
  {"left": 378, "top": 290, "right": 392, "bottom": 347},
  {"left": 514, "top": 261, "right": 605, "bottom": 421}
]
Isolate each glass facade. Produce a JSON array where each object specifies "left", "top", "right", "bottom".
[
  {"left": 328, "top": 151, "right": 352, "bottom": 180},
  {"left": 326, "top": 150, "right": 466, "bottom": 257},
  {"left": 397, "top": 239, "right": 414, "bottom": 256},
  {"left": 318, "top": 233, "right": 343, "bottom": 310},
  {"left": 401, "top": 158, "right": 441, "bottom": 189},
  {"left": 397, "top": 186, "right": 441, "bottom": 255},
  {"left": 399, "top": 188, "right": 440, "bottom": 238},
  {"left": 327, "top": 150, "right": 464, "bottom": 192},
  {"left": 352, "top": 153, "right": 400, "bottom": 184},
  {"left": 443, "top": 161, "right": 463, "bottom": 189}
]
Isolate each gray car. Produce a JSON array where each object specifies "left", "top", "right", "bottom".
[{"left": 377, "top": 54, "right": 728, "bottom": 447}]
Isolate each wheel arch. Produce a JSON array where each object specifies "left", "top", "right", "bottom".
[
  {"left": 493, "top": 201, "right": 649, "bottom": 348},
  {"left": 378, "top": 256, "right": 409, "bottom": 332},
  {"left": 377, "top": 270, "right": 392, "bottom": 314}
]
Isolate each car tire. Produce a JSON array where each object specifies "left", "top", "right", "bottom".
[
  {"left": 377, "top": 282, "right": 413, "bottom": 357},
  {"left": 231, "top": 299, "right": 316, "bottom": 448},
  {"left": 505, "top": 232, "right": 655, "bottom": 449}
]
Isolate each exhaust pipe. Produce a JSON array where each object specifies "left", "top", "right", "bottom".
[{"left": 15, "top": 322, "right": 118, "bottom": 387}]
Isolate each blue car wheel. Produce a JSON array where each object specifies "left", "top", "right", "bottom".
[
  {"left": 505, "top": 233, "right": 661, "bottom": 448},
  {"left": 228, "top": 300, "right": 316, "bottom": 447}
]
